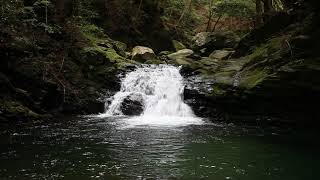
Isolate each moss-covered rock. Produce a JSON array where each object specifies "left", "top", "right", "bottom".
[
  {"left": 191, "top": 31, "right": 240, "bottom": 56},
  {"left": 0, "top": 100, "right": 40, "bottom": 121},
  {"left": 145, "top": 59, "right": 165, "bottom": 65},
  {"left": 132, "top": 46, "right": 157, "bottom": 63},
  {"left": 172, "top": 40, "right": 186, "bottom": 51},
  {"left": 167, "top": 49, "right": 194, "bottom": 60}
]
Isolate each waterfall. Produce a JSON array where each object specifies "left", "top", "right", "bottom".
[{"left": 98, "top": 65, "right": 202, "bottom": 126}]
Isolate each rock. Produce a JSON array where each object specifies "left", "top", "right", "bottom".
[
  {"left": 121, "top": 94, "right": 144, "bottom": 116},
  {"left": 112, "top": 40, "right": 127, "bottom": 57},
  {"left": 80, "top": 47, "right": 111, "bottom": 66},
  {"left": 85, "top": 100, "right": 105, "bottom": 114},
  {"left": 104, "top": 48, "right": 126, "bottom": 63},
  {"left": 191, "top": 31, "right": 240, "bottom": 56},
  {"left": 167, "top": 49, "right": 194, "bottom": 60},
  {"left": 97, "top": 40, "right": 113, "bottom": 49},
  {"left": 145, "top": 59, "right": 165, "bottom": 65},
  {"left": 172, "top": 40, "right": 186, "bottom": 51},
  {"left": 0, "top": 100, "right": 40, "bottom": 121},
  {"left": 199, "top": 57, "right": 219, "bottom": 67},
  {"left": 183, "top": 75, "right": 217, "bottom": 118},
  {"left": 158, "top": 51, "right": 172, "bottom": 56},
  {"left": 209, "top": 50, "right": 235, "bottom": 60},
  {"left": 132, "top": 46, "right": 157, "bottom": 63}
]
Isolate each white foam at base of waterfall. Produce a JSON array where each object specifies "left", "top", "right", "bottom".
[{"left": 97, "top": 65, "right": 202, "bottom": 127}]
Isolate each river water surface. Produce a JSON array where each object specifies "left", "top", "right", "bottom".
[
  {"left": 1, "top": 65, "right": 319, "bottom": 179},
  {"left": 0, "top": 116, "right": 319, "bottom": 180}
]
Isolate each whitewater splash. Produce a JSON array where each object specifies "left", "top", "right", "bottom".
[{"left": 98, "top": 65, "right": 202, "bottom": 127}]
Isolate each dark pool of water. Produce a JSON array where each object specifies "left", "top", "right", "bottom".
[{"left": 0, "top": 116, "right": 319, "bottom": 179}]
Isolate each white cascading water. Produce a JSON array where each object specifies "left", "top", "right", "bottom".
[{"left": 98, "top": 65, "right": 202, "bottom": 127}]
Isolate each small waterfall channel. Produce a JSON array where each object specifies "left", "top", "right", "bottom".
[{"left": 98, "top": 65, "right": 202, "bottom": 126}]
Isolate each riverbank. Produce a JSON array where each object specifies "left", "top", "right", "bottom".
[{"left": 1, "top": 1, "right": 320, "bottom": 127}]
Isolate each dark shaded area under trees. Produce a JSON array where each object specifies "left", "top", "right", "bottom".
[{"left": 1, "top": 0, "right": 320, "bottom": 127}]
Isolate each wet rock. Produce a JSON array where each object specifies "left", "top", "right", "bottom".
[
  {"left": 191, "top": 31, "right": 240, "bottom": 56},
  {"left": 183, "top": 75, "right": 216, "bottom": 118},
  {"left": 209, "top": 49, "right": 235, "bottom": 60},
  {"left": 132, "top": 46, "right": 157, "bottom": 63},
  {"left": 167, "top": 49, "right": 194, "bottom": 60},
  {"left": 158, "top": 51, "right": 172, "bottom": 56},
  {"left": 121, "top": 94, "right": 144, "bottom": 116}
]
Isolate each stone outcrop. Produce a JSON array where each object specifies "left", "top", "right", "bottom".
[
  {"left": 132, "top": 46, "right": 157, "bottom": 63},
  {"left": 191, "top": 31, "right": 240, "bottom": 56}
]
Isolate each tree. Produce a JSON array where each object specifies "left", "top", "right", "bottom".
[
  {"left": 209, "top": 0, "right": 255, "bottom": 31},
  {"left": 263, "top": 0, "right": 273, "bottom": 21},
  {"left": 55, "top": 0, "right": 64, "bottom": 23},
  {"left": 256, "top": 0, "right": 263, "bottom": 27}
]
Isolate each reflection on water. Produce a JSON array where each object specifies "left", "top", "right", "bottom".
[{"left": 0, "top": 116, "right": 319, "bottom": 179}]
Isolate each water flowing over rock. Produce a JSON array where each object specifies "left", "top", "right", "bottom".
[{"left": 99, "top": 65, "right": 202, "bottom": 126}]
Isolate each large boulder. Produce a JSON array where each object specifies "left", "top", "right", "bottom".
[
  {"left": 120, "top": 94, "right": 144, "bottom": 116},
  {"left": 80, "top": 47, "right": 113, "bottom": 66},
  {"left": 209, "top": 49, "right": 235, "bottom": 60},
  {"left": 132, "top": 46, "right": 157, "bottom": 63},
  {"left": 167, "top": 49, "right": 194, "bottom": 60},
  {"left": 191, "top": 31, "right": 240, "bottom": 56}
]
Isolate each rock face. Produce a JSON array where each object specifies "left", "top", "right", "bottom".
[
  {"left": 192, "top": 31, "right": 240, "bottom": 56},
  {"left": 209, "top": 50, "right": 235, "bottom": 60},
  {"left": 132, "top": 46, "right": 157, "bottom": 63},
  {"left": 172, "top": 40, "right": 187, "bottom": 51},
  {"left": 103, "top": 0, "right": 174, "bottom": 52},
  {"left": 120, "top": 95, "right": 144, "bottom": 116},
  {"left": 167, "top": 49, "right": 194, "bottom": 60}
]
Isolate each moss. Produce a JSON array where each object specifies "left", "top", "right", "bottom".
[
  {"left": 199, "top": 58, "right": 219, "bottom": 66},
  {"left": 1, "top": 100, "right": 40, "bottom": 118},
  {"left": 244, "top": 36, "right": 286, "bottom": 68},
  {"left": 172, "top": 40, "right": 186, "bottom": 51},
  {"left": 211, "top": 83, "right": 229, "bottom": 96},
  {"left": 115, "top": 60, "right": 139, "bottom": 70},
  {"left": 214, "top": 71, "right": 237, "bottom": 85},
  {"left": 104, "top": 48, "right": 126, "bottom": 63},
  {"left": 145, "top": 59, "right": 165, "bottom": 65},
  {"left": 113, "top": 41, "right": 127, "bottom": 52},
  {"left": 239, "top": 68, "right": 270, "bottom": 89}
]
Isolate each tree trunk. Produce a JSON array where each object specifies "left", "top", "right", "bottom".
[
  {"left": 55, "top": 0, "right": 65, "bottom": 23},
  {"left": 206, "top": 0, "right": 214, "bottom": 32},
  {"left": 263, "top": 0, "right": 273, "bottom": 21},
  {"left": 175, "top": 0, "right": 192, "bottom": 27},
  {"left": 212, "top": 15, "right": 222, "bottom": 32},
  {"left": 255, "top": 0, "right": 263, "bottom": 27}
]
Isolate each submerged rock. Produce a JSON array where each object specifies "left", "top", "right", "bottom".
[{"left": 132, "top": 46, "right": 157, "bottom": 63}]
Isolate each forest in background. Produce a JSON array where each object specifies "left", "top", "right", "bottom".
[
  {"left": 1, "top": 0, "right": 296, "bottom": 49},
  {"left": 1, "top": 0, "right": 320, "bottom": 125}
]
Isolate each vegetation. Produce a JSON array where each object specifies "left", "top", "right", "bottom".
[{"left": 1, "top": 0, "right": 320, "bottom": 124}]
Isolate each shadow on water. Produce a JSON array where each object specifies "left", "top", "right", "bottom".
[{"left": 0, "top": 116, "right": 320, "bottom": 179}]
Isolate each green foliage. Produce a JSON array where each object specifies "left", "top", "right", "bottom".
[{"left": 213, "top": 0, "right": 255, "bottom": 18}]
